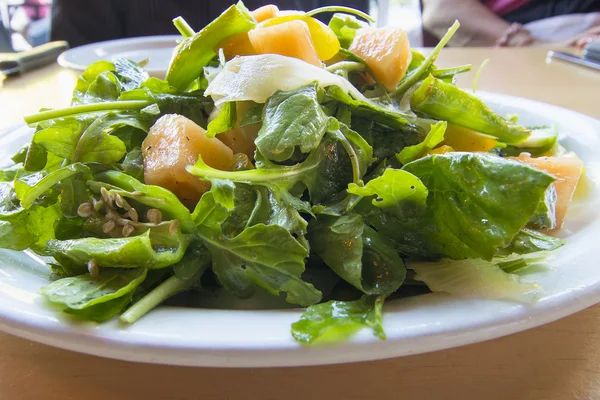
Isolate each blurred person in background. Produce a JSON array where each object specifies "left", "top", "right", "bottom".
[
  {"left": 422, "top": 0, "right": 600, "bottom": 47},
  {"left": 50, "top": 0, "right": 369, "bottom": 48}
]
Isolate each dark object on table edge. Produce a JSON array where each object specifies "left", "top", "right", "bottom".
[{"left": 0, "top": 41, "right": 69, "bottom": 76}]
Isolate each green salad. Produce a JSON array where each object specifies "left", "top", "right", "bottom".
[{"left": 0, "top": 2, "right": 584, "bottom": 344}]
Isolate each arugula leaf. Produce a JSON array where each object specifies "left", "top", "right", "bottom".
[
  {"left": 409, "top": 258, "right": 542, "bottom": 303},
  {"left": 42, "top": 268, "right": 147, "bottom": 322},
  {"left": 308, "top": 214, "right": 405, "bottom": 296},
  {"left": 411, "top": 75, "right": 530, "bottom": 145},
  {"left": 192, "top": 190, "right": 321, "bottom": 306},
  {"left": 292, "top": 295, "right": 386, "bottom": 344},
  {"left": 358, "top": 153, "right": 555, "bottom": 260},
  {"left": 0, "top": 164, "right": 22, "bottom": 182},
  {"left": 60, "top": 176, "right": 89, "bottom": 218},
  {"left": 503, "top": 228, "right": 565, "bottom": 254},
  {"left": 15, "top": 163, "right": 90, "bottom": 210},
  {"left": 166, "top": 3, "right": 256, "bottom": 90},
  {"left": 256, "top": 84, "right": 329, "bottom": 162},
  {"left": 326, "top": 86, "right": 416, "bottom": 130},
  {"left": 72, "top": 61, "right": 116, "bottom": 104},
  {"left": 23, "top": 141, "right": 47, "bottom": 172},
  {"left": 348, "top": 168, "right": 427, "bottom": 212},
  {"left": 188, "top": 135, "right": 354, "bottom": 205},
  {"left": 33, "top": 118, "right": 89, "bottom": 159},
  {"left": 328, "top": 13, "right": 366, "bottom": 48},
  {"left": 114, "top": 58, "right": 149, "bottom": 91},
  {"left": 396, "top": 121, "right": 446, "bottom": 164},
  {"left": 239, "top": 102, "right": 263, "bottom": 127},
  {"left": 72, "top": 112, "right": 147, "bottom": 164},
  {"left": 47, "top": 224, "right": 191, "bottom": 270},
  {"left": 206, "top": 101, "right": 236, "bottom": 138},
  {"left": 120, "top": 148, "right": 145, "bottom": 181},
  {"left": 0, "top": 188, "right": 61, "bottom": 252}
]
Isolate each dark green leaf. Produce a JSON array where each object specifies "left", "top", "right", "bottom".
[
  {"left": 256, "top": 84, "right": 329, "bottom": 162},
  {"left": 503, "top": 228, "right": 565, "bottom": 254},
  {"left": 42, "top": 268, "right": 147, "bottom": 322}
]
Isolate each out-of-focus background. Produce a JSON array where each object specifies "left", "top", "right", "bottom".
[{"left": 0, "top": 0, "right": 598, "bottom": 52}]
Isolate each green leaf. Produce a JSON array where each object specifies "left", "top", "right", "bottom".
[
  {"left": 188, "top": 134, "right": 353, "bottom": 205},
  {"left": 0, "top": 184, "right": 62, "bottom": 252},
  {"left": 409, "top": 258, "right": 542, "bottom": 303},
  {"left": 60, "top": 176, "right": 89, "bottom": 218},
  {"left": 396, "top": 121, "right": 446, "bottom": 164},
  {"left": 528, "top": 185, "right": 557, "bottom": 230},
  {"left": 114, "top": 58, "right": 149, "bottom": 91},
  {"left": 256, "top": 84, "right": 329, "bottom": 162},
  {"left": 410, "top": 75, "right": 530, "bottom": 144},
  {"left": 360, "top": 153, "right": 555, "bottom": 260},
  {"left": 15, "top": 163, "right": 90, "bottom": 210},
  {"left": 33, "top": 118, "right": 88, "bottom": 159},
  {"left": 166, "top": 3, "right": 256, "bottom": 90},
  {"left": 192, "top": 190, "right": 321, "bottom": 306},
  {"left": 328, "top": 13, "right": 366, "bottom": 48},
  {"left": 120, "top": 148, "right": 145, "bottom": 182},
  {"left": 348, "top": 168, "right": 427, "bottom": 211},
  {"left": 23, "top": 141, "right": 47, "bottom": 172},
  {"left": 47, "top": 224, "right": 191, "bottom": 270},
  {"left": 292, "top": 296, "right": 386, "bottom": 344},
  {"left": 206, "top": 101, "right": 236, "bottom": 138},
  {"left": 73, "top": 112, "right": 146, "bottom": 164},
  {"left": 239, "top": 103, "right": 263, "bottom": 127},
  {"left": 308, "top": 214, "right": 405, "bottom": 296},
  {"left": 326, "top": 86, "right": 416, "bottom": 130},
  {"left": 42, "top": 268, "right": 147, "bottom": 322},
  {"left": 72, "top": 61, "right": 116, "bottom": 104},
  {"left": 503, "top": 228, "right": 565, "bottom": 254}
]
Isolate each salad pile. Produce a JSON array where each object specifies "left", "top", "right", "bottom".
[{"left": 0, "top": 2, "right": 584, "bottom": 344}]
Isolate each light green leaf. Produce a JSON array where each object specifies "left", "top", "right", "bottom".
[{"left": 396, "top": 121, "right": 446, "bottom": 164}]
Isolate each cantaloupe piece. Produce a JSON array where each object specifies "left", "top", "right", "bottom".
[
  {"left": 260, "top": 13, "right": 340, "bottom": 61},
  {"left": 142, "top": 114, "right": 234, "bottom": 207},
  {"left": 512, "top": 153, "right": 584, "bottom": 229},
  {"left": 218, "top": 32, "right": 256, "bottom": 59},
  {"left": 443, "top": 124, "right": 498, "bottom": 152},
  {"left": 216, "top": 101, "right": 261, "bottom": 158},
  {"left": 349, "top": 27, "right": 412, "bottom": 91},
  {"left": 252, "top": 4, "right": 279, "bottom": 22},
  {"left": 248, "top": 20, "right": 322, "bottom": 66}
]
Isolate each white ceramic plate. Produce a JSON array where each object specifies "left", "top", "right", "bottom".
[
  {"left": 57, "top": 36, "right": 180, "bottom": 76},
  {"left": 0, "top": 93, "right": 599, "bottom": 368}
]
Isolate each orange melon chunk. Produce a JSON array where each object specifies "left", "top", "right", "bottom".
[
  {"left": 512, "top": 153, "right": 584, "bottom": 229},
  {"left": 248, "top": 20, "right": 322, "bottom": 67},
  {"left": 215, "top": 102, "right": 261, "bottom": 159},
  {"left": 443, "top": 124, "right": 498, "bottom": 152},
  {"left": 218, "top": 32, "right": 256, "bottom": 59},
  {"left": 349, "top": 27, "right": 412, "bottom": 91},
  {"left": 252, "top": 5, "right": 279, "bottom": 22},
  {"left": 142, "top": 114, "right": 234, "bottom": 207}
]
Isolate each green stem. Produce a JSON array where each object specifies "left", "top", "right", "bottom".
[
  {"left": 391, "top": 20, "right": 460, "bottom": 97},
  {"left": 326, "top": 61, "right": 366, "bottom": 74},
  {"left": 330, "top": 130, "right": 360, "bottom": 184},
  {"left": 120, "top": 275, "right": 191, "bottom": 324},
  {"left": 306, "top": 6, "right": 375, "bottom": 23},
  {"left": 173, "top": 16, "right": 195, "bottom": 38},
  {"left": 24, "top": 100, "right": 151, "bottom": 125},
  {"left": 472, "top": 58, "right": 490, "bottom": 93},
  {"left": 432, "top": 64, "right": 472, "bottom": 79}
]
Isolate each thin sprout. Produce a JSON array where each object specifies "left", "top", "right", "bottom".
[
  {"left": 391, "top": 20, "right": 460, "bottom": 97},
  {"left": 24, "top": 100, "right": 151, "bottom": 125},
  {"left": 472, "top": 58, "right": 490, "bottom": 93},
  {"left": 173, "top": 16, "right": 195, "bottom": 38},
  {"left": 306, "top": 5, "right": 375, "bottom": 23}
]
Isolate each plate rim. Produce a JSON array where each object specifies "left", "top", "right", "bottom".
[
  {"left": 0, "top": 91, "right": 599, "bottom": 367},
  {"left": 57, "top": 35, "right": 181, "bottom": 73}
]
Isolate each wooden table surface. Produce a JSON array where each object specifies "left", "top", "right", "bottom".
[{"left": 1, "top": 47, "right": 599, "bottom": 400}]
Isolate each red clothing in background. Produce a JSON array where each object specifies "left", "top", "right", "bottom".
[{"left": 482, "top": 0, "right": 532, "bottom": 15}]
